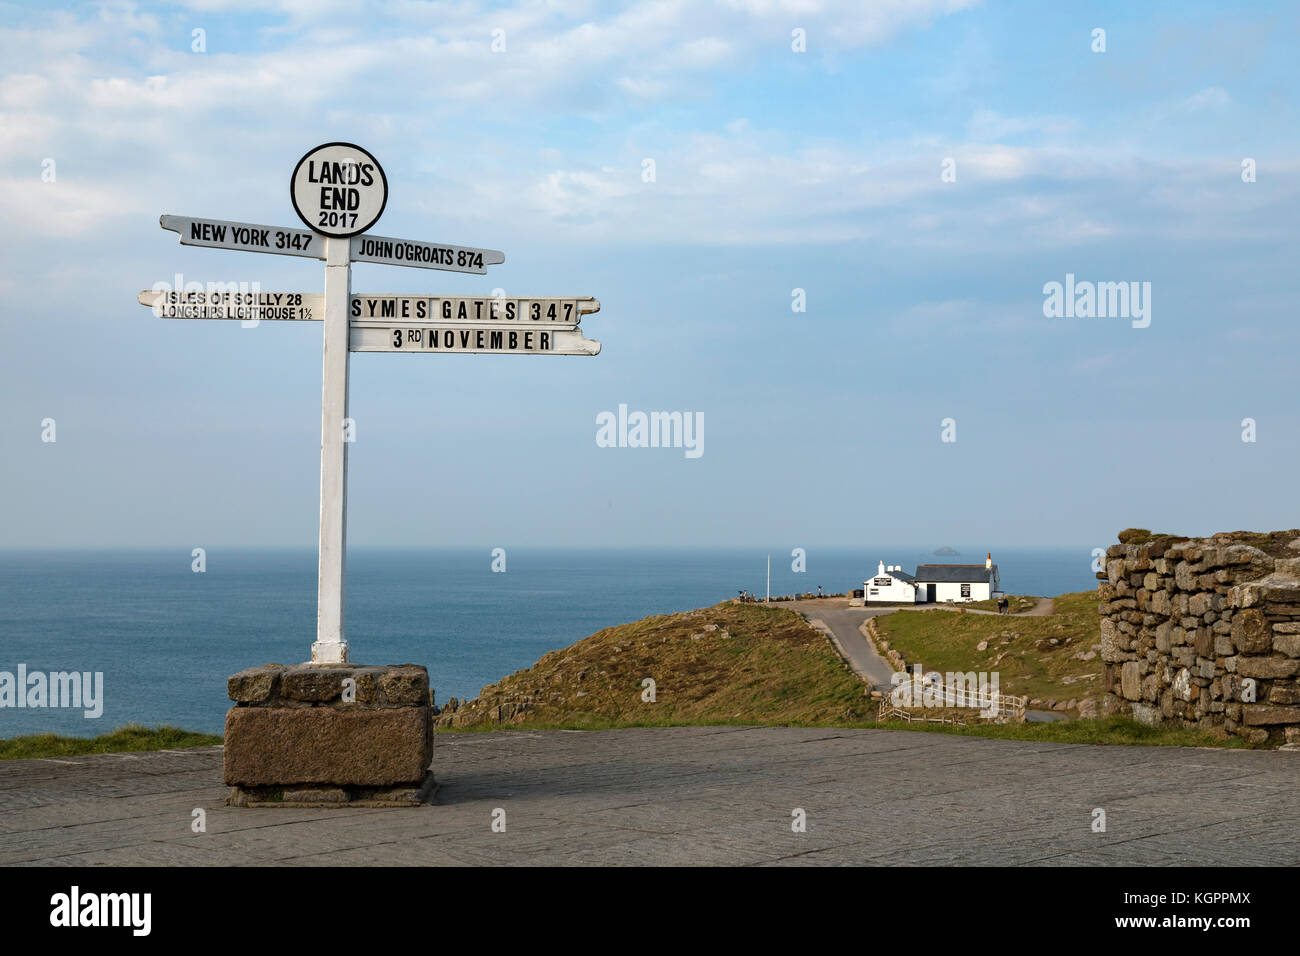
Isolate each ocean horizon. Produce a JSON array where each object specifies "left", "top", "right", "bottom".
[{"left": 0, "top": 546, "right": 1098, "bottom": 737}]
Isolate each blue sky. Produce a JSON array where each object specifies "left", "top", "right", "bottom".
[{"left": 1, "top": 0, "right": 1297, "bottom": 550}]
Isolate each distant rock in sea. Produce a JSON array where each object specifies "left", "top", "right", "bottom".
[{"left": 932, "top": 546, "right": 960, "bottom": 556}]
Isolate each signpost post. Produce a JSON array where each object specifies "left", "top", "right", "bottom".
[
  {"left": 314, "top": 235, "right": 353, "bottom": 664},
  {"left": 290, "top": 142, "right": 392, "bottom": 666},
  {"left": 141, "top": 141, "right": 603, "bottom": 668}
]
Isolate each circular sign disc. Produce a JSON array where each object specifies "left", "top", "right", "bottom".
[{"left": 290, "top": 142, "right": 388, "bottom": 238}]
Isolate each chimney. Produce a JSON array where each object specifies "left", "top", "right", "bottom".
[
  {"left": 985, "top": 552, "right": 992, "bottom": 570},
  {"left": 878, "top": 560, "right": 885, "bottom": 575}
]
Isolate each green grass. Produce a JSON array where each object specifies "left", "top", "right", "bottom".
[
  {"left": 868, "top": 714, "right": 1251, "bottom": 747},
  {"left": 442, "top": 714, "right": 1251, "bottom": 748},
  {"left": 874, "top": 591, "right": 1104, "bottom": 705},
  {"left": 440, "top": 601, "right": 871, "bottom": 730},
  {"left": 442, "top": 715, "right": 783, "bottom": 733},
  {"left": 962, "top": 594, "right": 1038, "bottom": 613},
  {"left": 0, "top": 724, "right": 222, "bottom": 760}
]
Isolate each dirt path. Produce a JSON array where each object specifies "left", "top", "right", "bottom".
[
  {"left": 1021, "top": 596, "right": 1055, "bottom": 616},
  {"left": 894, "top": 597, "right": 1056, "bottom": 618}
]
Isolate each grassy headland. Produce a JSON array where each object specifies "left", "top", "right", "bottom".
[
  {"left": 440, "top": 601, "right": 870, "bottom": 729},
  {"left": 0, "top": 724, "right": 222, "bottom": 760},
  {"left": 439, "top": 597, "right": 1245, "bottom": 746}
]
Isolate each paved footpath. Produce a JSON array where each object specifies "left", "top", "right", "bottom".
[
  {"left": 802, "top": 607, "right": 898, "bottom": 688},
  {"left": 2, "top": 727, "right": 1297, "bottom": 866}
]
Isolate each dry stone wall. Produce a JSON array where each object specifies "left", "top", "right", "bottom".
[{"left": 1098, "top": 529, "right": 1300, "bottom": 745}]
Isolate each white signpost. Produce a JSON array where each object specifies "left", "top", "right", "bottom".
[{"left": 141, "top": 142, "right": 603, "bottom": 665}]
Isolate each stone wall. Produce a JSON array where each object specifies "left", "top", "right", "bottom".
[{"left": 1098, "top": 529, "right": 1300, "bottom": 745}]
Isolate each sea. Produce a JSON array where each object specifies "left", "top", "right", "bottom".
[{"left": 0, "top": 547, "right": 1097, "bottom": 737}]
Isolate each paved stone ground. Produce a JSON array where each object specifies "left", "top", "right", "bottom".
[{"left": 2, "top": 726, "right": 1297, "bottom": 866}]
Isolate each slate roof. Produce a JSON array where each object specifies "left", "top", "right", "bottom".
[{"left": 913, "top": 564, "right": 997, "bottom": 584}]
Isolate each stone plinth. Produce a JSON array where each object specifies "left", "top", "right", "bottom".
[{"left": 224, "top": 662, "right": 434, "bottom": 807}]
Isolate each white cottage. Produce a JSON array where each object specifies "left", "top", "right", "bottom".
[
  {"left": 914, "top": 554, "right": 1000, "bottom": 603},
  {"left": 864, "top": 561, "right": 923, "bottom": 604},
  {"left": 864, "top": 554, "right": 1001, "bottom": 605}
]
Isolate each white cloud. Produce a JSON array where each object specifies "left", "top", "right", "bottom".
[
  {"left": 1071, "top": 352, "right": 1122, "bottom": 374},
  {"left": 0, "top": 176, "right": 136, "bottom": 236},
  {"left": 0, "top": 112, "right": 56, "bottom": 159},
  {"left": 0, "top": 0, "right": 1293, "bottom": 253},
  {"left": 718, "top": 0, "right": 982, "bottom": 46},
  {"left": 0, "top": 73, "right": 50, "bottom": 107},
  {"left": 967, "top": 109, "right": 1078, "bottom": 142},
  {"left": 616, "top": 75, "right": 669, "bottom": 98},
  {"left": 961, "top": 144, "right": 1032, "bottom": 180},
  {"left": 1180, "top": 86, "right": 1231, "bottom": 111},
  {"left": 94, "top": 0, "right": 163, "bottom": 36}
]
